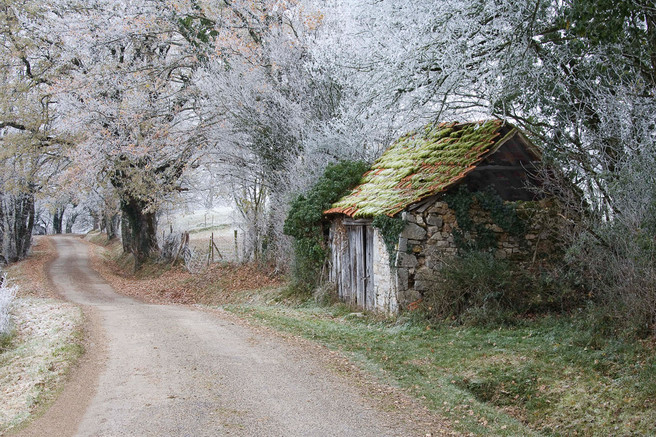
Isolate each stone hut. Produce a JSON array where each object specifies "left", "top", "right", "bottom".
[{"left": 324, "top": 120, "right": 557, "bottom": 313}]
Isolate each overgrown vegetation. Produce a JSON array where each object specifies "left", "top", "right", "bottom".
[
  {"left": 426, "top": 186, "right": 568, "bottom": 324},
  {"left": 371, "top": 214, "right": 405, "bottom": 260},
  {"left": 226, "top": 303, "right": 656, "bottom": 437},
  {"left": 283, "top": 160, "right": 369, "bottom": 294},
  {"left": 444, "top": 185, "right": 526, "bottom": 252},
  {"left": 569, "top": 218, "right": 656, "bottom": 338},
  {"left": 423, "top": 252, "right": 582, "bottom": 326}
]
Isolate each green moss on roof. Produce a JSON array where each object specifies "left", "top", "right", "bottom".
[{"left": 325, "top": 120, "right": 509, "bottom": 218}]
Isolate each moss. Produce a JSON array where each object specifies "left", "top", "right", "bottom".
[{"left": 329, "top": 120, "right": 508, "bottom": 218}]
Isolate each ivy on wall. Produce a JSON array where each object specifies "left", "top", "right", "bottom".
[
  {"left": 444, "top": 185, "right": 526, "bottom": 253},
  {"left": 372, "top": 214, "right": 406, "bottom": 263}
]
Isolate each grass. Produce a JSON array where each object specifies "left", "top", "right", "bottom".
[
  {"left": 0, "top": 298, "right": 84, "bottom": 434},
  {"left": 0, "top": 237, "right": 85, "bottom": 434},
  {"left": 223, "top": 302, "right": 656, "bottom": 436},
  {"left": 188, "top": 223, "right": 231, "bottom": 234},
  {"left": 84, "top": 230, "right": 116, "bottom": 247},
  {"left": 0, "top": 331, "right": 14, "bottom": 353}
]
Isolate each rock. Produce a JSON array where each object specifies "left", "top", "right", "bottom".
[
  {"left": 427, "top": 201, "right": 448, "bottom": 214},
  {"left": 397, "top": 268, "right": 409, "bottom": 291},
  {"left": 396, "top": 252, "right": 418, "bottom": 268},
  {"left": 414, "top": 280, "right": 435, "bottom": 292},
  {"left": 415, "top": 266, "right": 434, "bottom": 281},
  {"left": 398, "top": 289, "right": 422, "bottom": 308},
  {"left": 425, "top": 256, "right": 444, "bottom": 270},
  {"left": 426, "top": 214, "right": 443, "bottom": 228},
  {"left": 401, "top": 223, "right": 427, "bottom": 240}
]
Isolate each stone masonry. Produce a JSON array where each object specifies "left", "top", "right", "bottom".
[{"left": 393, "top": 197, "right": 561, "bottom": 309}]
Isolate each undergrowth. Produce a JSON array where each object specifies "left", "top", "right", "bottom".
[{"left": 422, "top": 252, "right": 582, "bottom": 326}]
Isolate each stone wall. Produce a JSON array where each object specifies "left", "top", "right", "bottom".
[{"left": 393, "top": 197, "right": 562, "bottom": 309}]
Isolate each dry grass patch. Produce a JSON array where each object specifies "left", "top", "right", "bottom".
[
  {"left": 87, "top": 237, "right": 284, "bottom": 305},
  {"left": 0, "top": 236, "right": 85, "bottom": 433},
  {"left": 0, "top": 298, "right": 83, "bottom": 434},
  {"left": 7, "top": 237, "right": 58, "bottom": 299}
]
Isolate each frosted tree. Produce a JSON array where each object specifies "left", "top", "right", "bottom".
[
  {"left": 192, "top": 0, "right": 351, "bottom": 261},
  {"left": 0, "top": 0, "right": 76, "bottom": 263},
  {"left": 60, "top": 0, "right": 210, "bottom": 267}
]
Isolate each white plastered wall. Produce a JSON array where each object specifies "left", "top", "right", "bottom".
[{"left": 371, "top": 228, "right": 398, "bottom": 314}]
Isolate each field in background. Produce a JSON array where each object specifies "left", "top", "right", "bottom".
[{"left": 159, "top": 205, "right": 245, "bottom": 263}]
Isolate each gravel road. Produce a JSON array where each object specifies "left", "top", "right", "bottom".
[{"left": 16, "top": 236, "right": 432, "bottom": 436}]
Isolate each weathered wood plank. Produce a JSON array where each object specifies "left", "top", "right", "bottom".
[
  {"left": 356, "top": 226, "right": 366, "bottom": 306},
  {"left": 365, "top": 225, "right": 375, "bottom": 310},
  {"left": 347, "top": 226, "right": 364, "bottom": 305}
]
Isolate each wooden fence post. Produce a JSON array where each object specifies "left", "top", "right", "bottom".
[{"left": 234, "top": 230, "right": 238, "bottom": 262}]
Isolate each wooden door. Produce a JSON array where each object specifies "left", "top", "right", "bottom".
[{"left": 346, "top": 224, "right": 375, "bottom": 310}]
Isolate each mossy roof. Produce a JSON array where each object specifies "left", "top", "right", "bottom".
[{"left": 325, "top": 120, "right": 524, "bottom": 218}]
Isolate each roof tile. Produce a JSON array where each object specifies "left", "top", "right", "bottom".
[{"left": 325, "top": 120, "right": 509, "bottom": 218}]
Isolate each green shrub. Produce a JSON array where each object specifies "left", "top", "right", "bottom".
[
  {"left": 283, "top": 160, "right": 369, "bottom": 295},
  {"left": 423, "top": 252, "right": 512, "bottom": 325},
  {"left": 423, "top": 252, "right": 583, "bottom": 326}
]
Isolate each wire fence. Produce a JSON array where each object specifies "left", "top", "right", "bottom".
[{"left": 161, "top": 229, "right": 243, "bottom": 274}]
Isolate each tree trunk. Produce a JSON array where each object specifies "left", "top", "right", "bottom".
[
  {"left": 0, "top": 192, "right": 35, "bottom": 263},
  {"left": 106, "top": 212, "right": 120, "bottom": 240},
  {"left": 65, "top": 212, "right": 78, "bottom": 234},
  {"left": 120, "top": 197, "right": 159, "bottom": 269},
  {"left": 52, "top": 206, "right": 65, "bottom": 234}
]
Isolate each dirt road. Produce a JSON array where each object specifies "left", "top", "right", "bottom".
[{"left": 17, "top": 236, "right": 431, "bottom": 436}]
